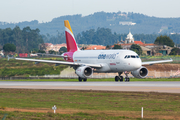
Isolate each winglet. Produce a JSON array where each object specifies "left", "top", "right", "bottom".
[{"left": 64, "top": 20, "right": 79, "bottom": 52}]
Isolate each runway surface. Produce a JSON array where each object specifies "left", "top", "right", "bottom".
[{"left": 0, "top": 81, "right": 180, "bottom": 93}]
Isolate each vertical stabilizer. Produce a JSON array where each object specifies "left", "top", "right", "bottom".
[{"left": 64, "top": 20, "right": 79, "bottom": 52}]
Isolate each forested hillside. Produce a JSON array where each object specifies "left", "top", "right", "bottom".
[
  {"left": 1, "top": 11, "right": 180, "bottom": 47},
  {"left": 1, "top": 25, "right": 180, "bottom": 50},
  {"left": 43, "top": 27, "right": 180, "bottom": 45},
  {"left": 1, "top": 11, "right": 180, "bottom": 36},
  {"left": 0, "top": 26, "right": 44, "bottom": 53}
]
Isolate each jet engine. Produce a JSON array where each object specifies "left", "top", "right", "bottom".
[
  {"left": 131, "top": 66, "right": 148, "bottom": 78},
  {"left": 75, "top": 66, "right": 93, "bottom": 78}
]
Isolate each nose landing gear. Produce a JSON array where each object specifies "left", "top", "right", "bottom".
[
  {"left": 78, "top": 77, "right": 87, "bottom": 82},
  {"left": 124, "top": 71, "right": 130, "bottom": 82}
]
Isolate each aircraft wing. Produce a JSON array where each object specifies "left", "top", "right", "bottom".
[
  {"left": 142, "top": 58, "right": 173, "bottom": 65},
  {"left": 15, "top": 58, "right": 102, "bottom": 68}
]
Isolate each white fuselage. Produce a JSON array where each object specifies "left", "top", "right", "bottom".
[{"left": 73, "top": 49, "right": 142, "bottom": 73}]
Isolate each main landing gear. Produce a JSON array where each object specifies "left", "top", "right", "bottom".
[
  {"left": 78, "top": 77, "right": 87, "bottom": 82},
  {"left": 115, "top": 72, "right": 130, "bottom": 82}
]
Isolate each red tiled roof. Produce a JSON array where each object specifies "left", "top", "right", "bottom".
[
  {"left": 141, "top": 43, "right": 155, "bottom": 46},
  {"left": 85, "top": 45, "right": 106, "bottom": 50},
  {"left": 134, "top": 41, "right": 144, "bottom": 45},
  {"left": 111, "top": 41, "right": 155, "bottom": 48},
  {"left": 44, "top": 43, "right": 53, "bottom": 46}
]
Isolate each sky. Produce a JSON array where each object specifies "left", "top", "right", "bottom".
[{"left": 0, "top": 0, "right": 180, "bottom": 23}]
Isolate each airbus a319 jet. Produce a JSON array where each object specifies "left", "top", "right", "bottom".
[{"left": 15, "top": 20, "right": 173, "bottom": 82}]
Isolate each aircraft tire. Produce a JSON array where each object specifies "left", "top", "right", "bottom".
[
  {"left": 120, "top": 76, "right": 123, "bottom": 82},
  {"left": 83, "top": 78, "right": 87, "bottom": 82},
  {"left": 125, "top": 77, "right": 130, "bottom": 82},
  {"left": 115, "top": 76, "right": 120, "bottom": 82},
  {"left": 78, "top": 77, "right": 82, "bottom": 82}
]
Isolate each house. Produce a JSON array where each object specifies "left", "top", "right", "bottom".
[
  {"left": 151, "top": 45, "right": 172, "bottom": 56},
  {"left": 40, "top": 43, "right": 67, "bottom": 53},
  {"left": 113, "top": 31, "right": 173, "bottom": 56}
]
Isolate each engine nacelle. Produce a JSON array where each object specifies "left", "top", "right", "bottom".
[
  {"left": 131, "top": 66, "right": 148, "bottom": 78},
  {"left": 75, "top": 66, "right": 93, "bottom": 78}
]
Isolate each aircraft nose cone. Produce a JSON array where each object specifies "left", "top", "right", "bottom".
[{"left": 133, "top": 60, "right": 142, "bottom": 69}]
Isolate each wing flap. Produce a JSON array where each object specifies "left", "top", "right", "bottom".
[{"left": 15, "top": 58, "right": 102, "bottom": 68}]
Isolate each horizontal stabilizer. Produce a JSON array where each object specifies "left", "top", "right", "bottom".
[{"left": 37, "top": 53, "right": 67, "bottom": 58}]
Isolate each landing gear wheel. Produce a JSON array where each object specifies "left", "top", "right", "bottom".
[
  {"left": 125, "top": 77, "right": 127, "bottom": 82},
  {"left": 125, "top": 77, "right": 130, "bottom": 82},
  {"left": 124, "top": 71, "right": 130, "bottom": 82},
  {"left": 83, "top": 78, "right": 87, "bottom": 82},
  {"left": 115, "top": 76, "right": 120, "bottom": 82},
  {"left": 120, "top": 76, "right": 123, "bottom": 82},
  {"left": 78, "top": 77, "right": 82, "bottom": 82}
]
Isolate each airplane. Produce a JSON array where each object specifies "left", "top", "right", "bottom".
[{"left": 15, "top": 20, "right": 173, "bottom": 82}]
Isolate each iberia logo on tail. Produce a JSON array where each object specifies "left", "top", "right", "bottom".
[{"left": 64, "top": 20, "right": 79, "bottom": 52}]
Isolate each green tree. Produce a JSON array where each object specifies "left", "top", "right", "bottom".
[
  {"left": 81, "top": 47, "right": 87, "bottom": 50},
  {"left": 169, "top": 48, "right": 180, "bottom": 55},
  {"left": 13, "top": 26, "right": 23, "bottom": 53},
  {"left": 38, "top": 50, "right": 46, "bottom": 53},
  {"left": 3, "top": 43, "right": 16, "bottom": 52},
  {"left": 59, "top": 47, "right": 67, "bottom": 54},
  {"left": 22, "top": 27, "right": 44, "bottom": 53},
  {"left": 106, "top": 45, "right": 110, "bottom": 49},
  {"left": 0, "top": 26, "right": 43, "bottom": 53},
  {"left": 76, "top": 27, "right": 119, "bottom": 45},
  {"left": 112, "top": 44, "right": 122, "bottom": 49},
  {"left": 130, "top": 44, "right": 142, "bottom": 55},
  {"left": 31, "top": 48, "right": 39, "bottom": 53},
  {"left": 48, "top": 50, "right": 56, "bottom": 54},
  {"left": 154, "top": 35, "right": 174, "bottom": 47}
]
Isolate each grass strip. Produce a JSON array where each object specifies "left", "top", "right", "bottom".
[
  {"left": 0, "top": 89, "right": 179, "bottom": 119},
  {"left": 0, "top": 111, "right": 134, "bottom": 120}
]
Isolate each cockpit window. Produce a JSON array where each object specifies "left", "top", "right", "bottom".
[
  {"left": 124, "top": 55, "right": 140, "bottom": 59},
  {"left": 131, "top": 55, "right": 136, "bottom": 58}
]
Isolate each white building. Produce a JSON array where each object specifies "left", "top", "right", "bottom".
[
  {"left": 119, "top": 21, "right": 136, "bottom": 26},
  {"left": 124, "top": 31, "right": 134, "bottom": 43}
]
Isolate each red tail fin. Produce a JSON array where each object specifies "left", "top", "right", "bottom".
[{"left": 64, "top": 20, "right": 79, "bottom": 52}]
